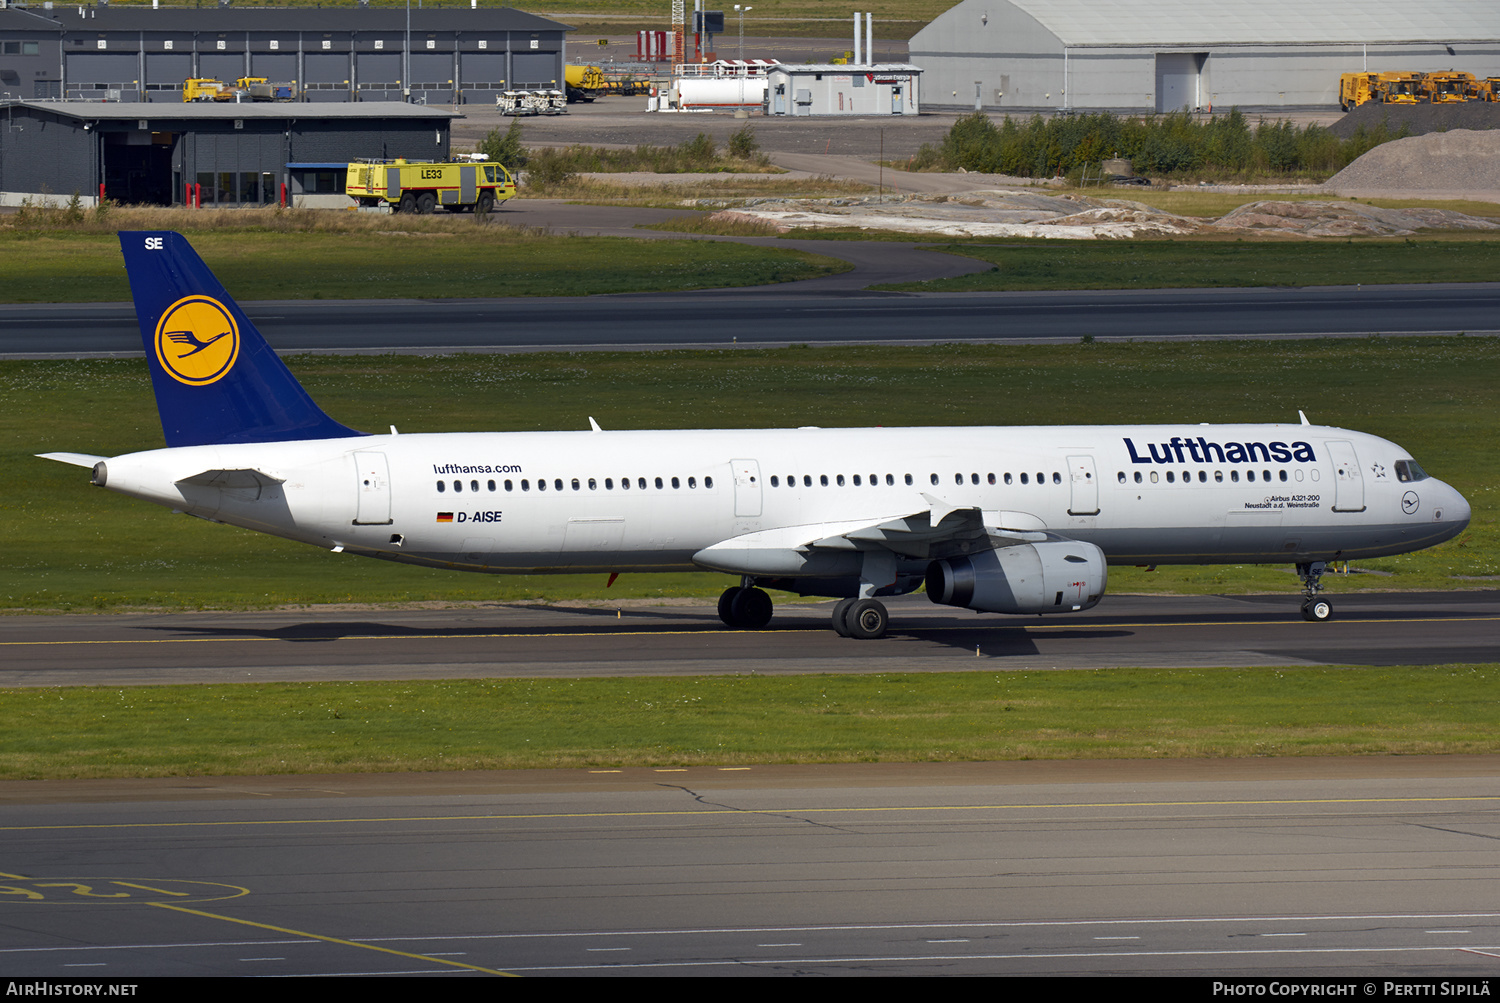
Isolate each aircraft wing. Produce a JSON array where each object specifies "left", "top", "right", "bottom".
[{"left": 693, "top": 496, "right": 1049, "bottom": 576}]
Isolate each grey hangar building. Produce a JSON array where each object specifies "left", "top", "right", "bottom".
[
  {"left": 0, "top": 4, "right": 567, "bottom": 207},
  {"left": 909, "top": 0, "right": 1500, "bottom": 113}
]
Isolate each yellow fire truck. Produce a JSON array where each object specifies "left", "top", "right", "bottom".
[{"left": 345, "top": 158, "right": 518, "bottom": 214}]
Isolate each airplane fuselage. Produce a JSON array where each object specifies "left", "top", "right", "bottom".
[{"left": 92, "top": 423, "right": 1469, "bottom": 588}]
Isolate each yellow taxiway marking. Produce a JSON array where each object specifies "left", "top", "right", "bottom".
[
  {"left": 1, "top": 615, "right": 1496, "bottom": 647},
  {"left": 1, "top": 795, "right": 1497, "bottom": 833},
  {"left": 0, "top": 866, "right": 514, "bottom": 975},
  {"left": 148, "top": 903, "right": 518, "bottom": 977}
]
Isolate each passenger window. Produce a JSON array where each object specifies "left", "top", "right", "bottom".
[
  {"left": 588, "top": 478, "right": 597, "bottom": 490},
  {"left": 621, "top": 478, "right": 630, "bottom": 490},
  {"left": 671, "top": 477, "right": 680, "bottom": 489},
  {"left": 1052, "top": 472, "right": 1061, "bottom": 484},
  {"left": 705, "top": 476, "right": 714, "bottom": 489},
  {"left": 572, "top": 478, "right": 581, "bottom": 491},
  {"left": 522, "top": 479, "right": 530, "bottom": 491},
  {"left": 655, "top": 477, "right": 664, "bottom": 489},
  {"left": 1166, "top": 471, "right": 1174, "bottom": 483},
  {"left": 638, "top": 477, "right": 647, "bottom": 489},
  {"left": 988, "top": 473, "right": 996, "bottom": 485},
  {"left": 1279, "top": 470, "right": 1288, "bottom": 482},
  {"left": 1150, "top": 471, "right": 1159, "bottom": 483},
  {"left": 1020, "top": 473, "right": 1029, "bottom": 484},
  {"left": 537, "top": 480, "right": 545, "bottom": 492},
  {"left": 488, "top": 479, "right": 496, "bottom": 491},
  {"left": 821, "top": 475, "right": 829, "bottom": 487},
  {"left": 688, "top": 477, "right": 696, "bottom": 488},
  {"left": 1198, "top": 471, "right": 1206, "bottom": 483},
  {"left": 836, "top": 474, "right": 845, "bottom": 486},
  {"left": 454, "top": 480, "right": 463, "bottom": 492},
  {"left": 437, "top": 480, "right": 446, "bottom": 492},
  {"left": 605, "top": 478, "right": 613, "bottom": 489},
  {"left": 555, "top": 479, "right": 564, "bottom": 491},
  {"left": 1005, "top": 473, "right": 1013, "bottom": 485},
  {"left": 1118, "top": 471, "right": 1126, "bottom": 483},
  {"left": 931, "top": 473, "right": 939, "bottom": 485},
  {"left": 1214, "top": 471, "right": 1222, "bottom": 483},
  {"left": 771, "top": 475, "right": 779, "bottom": 487},
  {"left": 853, "top": 475, "right": 862, "bottom": 486},
  {"left": 505, "top": 479, "right": 513, "bottom": 491},
  {"left": 471, "top": 480, "right": 479, "bottom": 492},
  {"left": 804, "top": 475, "right": 812, "bottom": 487},
  {"left": 904, "top": 474, "right": 912, "bottom": 485}
]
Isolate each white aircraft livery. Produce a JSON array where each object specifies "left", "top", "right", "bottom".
[{"left": 39, "top": 232, "right": 1471, "bottom": 638}]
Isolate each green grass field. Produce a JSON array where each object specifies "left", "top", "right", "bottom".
[
  {"left": 5, "top": 338, "right": 1495, "bottom": 613},
  {"left": 876, "top": 239, "right": 1500, "bottom": 293},
  {"left": 0, "top": 213, "right": 845, "bottom": 302},
  {"left": 2, "top": 666, "right": 1496, "bottom": 779}
]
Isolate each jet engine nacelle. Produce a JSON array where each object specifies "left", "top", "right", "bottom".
[{"left": 925, "top": 540, "right": 1107, "bottom": 614}]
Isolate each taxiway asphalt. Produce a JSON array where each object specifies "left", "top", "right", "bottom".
[
  {"left": 1, "top": 591, "right": 1495, "bottom": 687},
  {"left": 2, "top": 756, "right": 1498, "bottom": 977}
]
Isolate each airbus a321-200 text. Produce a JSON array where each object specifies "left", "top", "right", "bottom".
[{"left": 39, "top": 232, "right": 1471, "bottom": 639}]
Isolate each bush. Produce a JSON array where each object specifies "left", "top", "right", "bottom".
[
  {"left": 728, "top": 123, "right": 759, "bottom": 160},
  {"left": 928, "top": 108, "right": 1409, "bottom": 181},
  {"left": 478, "top": 118, "right": 527, "bottom": 171}
]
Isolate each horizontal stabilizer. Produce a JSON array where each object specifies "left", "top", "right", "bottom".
[{"left": 36, "top": 452, "right": 107, "bottom": 468}]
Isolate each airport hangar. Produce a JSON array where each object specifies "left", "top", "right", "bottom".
[
  {"left": 0, "top": 99, "right": 459, "bottom": 206},
  {"left": 909, "top": 0, "right": 1500, "bottom": 114},
  {"left": 0, "top": 4, "right": 568, "bottom": 104}
]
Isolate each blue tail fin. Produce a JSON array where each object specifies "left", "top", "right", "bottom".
[{"left": 120, "top": 231, "right": 362, "bottom": 447}]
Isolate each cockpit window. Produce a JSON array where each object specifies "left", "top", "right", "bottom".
[{"left": 1395, "top": 459, "right": 1429, "bottom": 483}]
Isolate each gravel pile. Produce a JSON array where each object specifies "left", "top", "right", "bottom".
[
  {"left": 1325, "top": 129, "right": 1500, "bottom": 194},
  {"left": 1329, "top": 102, "right": 1500, "bottom": 139},
  {"left": 1211, "top": 200, "right": 1500, "bottom": 237}
]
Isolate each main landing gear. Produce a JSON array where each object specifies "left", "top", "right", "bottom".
[
  {"left": 1297, "top": 561, "right": 1332, "bottom": 622},
  {"left": 717, "top": 584, "right": 773, "bottom": 630},
  {"left": 830, "top": 597, "right": 889, "bottom": 639},
  {"left": 715, "top": 584, "right": 892, "bottom": 639}
]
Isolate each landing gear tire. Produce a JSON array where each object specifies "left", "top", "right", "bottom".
[
  {"left": 830, "top": 598, "right": 856, "bottom": 637},
  {"left": 416, "top": 191, "right": 437, "bottom": 215},
  {"left": 845, "top": 598, "right": 889, "bottom": 640},
  {"left": 1301, "top": 599, "right": 1332, "bottom": 622},
  {"left": 730, "top": 587, "right": 774, "bottom": 630},
  {"left": 397, "top": 192, "right": 416, "bottom": 214},
  {"left": 717, "top": 586, "right": 742, "bottom": 627},
  {"left": 718, "top": 586, "right": 772, "bottom": 629}
]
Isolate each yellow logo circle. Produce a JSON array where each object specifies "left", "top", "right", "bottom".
[{"left": 154, "top": 295, "right": 240, "bottom": 386}]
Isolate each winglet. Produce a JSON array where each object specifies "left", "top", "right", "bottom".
[
  {"left": 119, "top": 231, "right": 362, "bottom": 448},
  {"left": 1298, "top": 410, "right": 1310, "bottom": 425},
  {"left": 588, "top": 417, "right": 603, "bottom": 432}
]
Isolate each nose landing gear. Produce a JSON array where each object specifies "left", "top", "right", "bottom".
[{"left": 1297, "top": 561, "right": 1332, "bottom": 622}]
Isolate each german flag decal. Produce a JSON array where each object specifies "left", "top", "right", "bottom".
[{"left": 436, "top": 512, "right": 454, "bottom": 523}]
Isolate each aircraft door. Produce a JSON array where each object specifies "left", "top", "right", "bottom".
[
  {"left": 1066, "top": 455, "right": 1100, "bottom": 515},
  {"left": 731, "top": 459, "right": 762, "bottom": 517},
  {"left": 1327, "top": 440, "right": 1366, "bottom": 512},
  {"left": 353, "top": 451, "right": 393, "bottom": 525}
]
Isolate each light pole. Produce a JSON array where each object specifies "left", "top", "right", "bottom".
[{"left": 735, "top": 5, "right": 751, "bottom": 61}]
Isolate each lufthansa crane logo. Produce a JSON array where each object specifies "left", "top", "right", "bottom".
[{"left": 154, "top": 295, "right": 240, "bottom": 386}]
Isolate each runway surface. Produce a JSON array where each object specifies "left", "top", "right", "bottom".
[
  {"left": 3, "top": 595, "right": 1496, "bottom": 977},
  {"left": 3, "top": 757, "right": 1499, "bottom": 977},
  {"left": 1, "top": 591, "right": 1495, "bottom": 687},
  {"left": 5, "top": 283, "right": 1500, "bottom": 359}
]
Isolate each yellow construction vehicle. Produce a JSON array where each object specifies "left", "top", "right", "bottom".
[
  {"left": 345, "top": 158, "right": 517, "bottom": 214},
  {"left": 1422, "top": 71, "right": 1478, "bottom": 103},
  {"left": 1339, "top": 71, "right": 1423, "bottom": 110},
  {"left": 1480, "top": 78, "right": 1500, "bottom": 102},
  {"left": 183, "top": 78, "right": 229, "bottom": 102}
]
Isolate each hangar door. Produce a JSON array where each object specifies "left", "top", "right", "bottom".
[{"left": 1155, "top": 52, "right": 1207, "bottom": 113}]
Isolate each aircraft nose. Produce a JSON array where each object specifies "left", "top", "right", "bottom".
[{"left": 1446, "top": 482, "right": 1472, "bottom": 532}]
